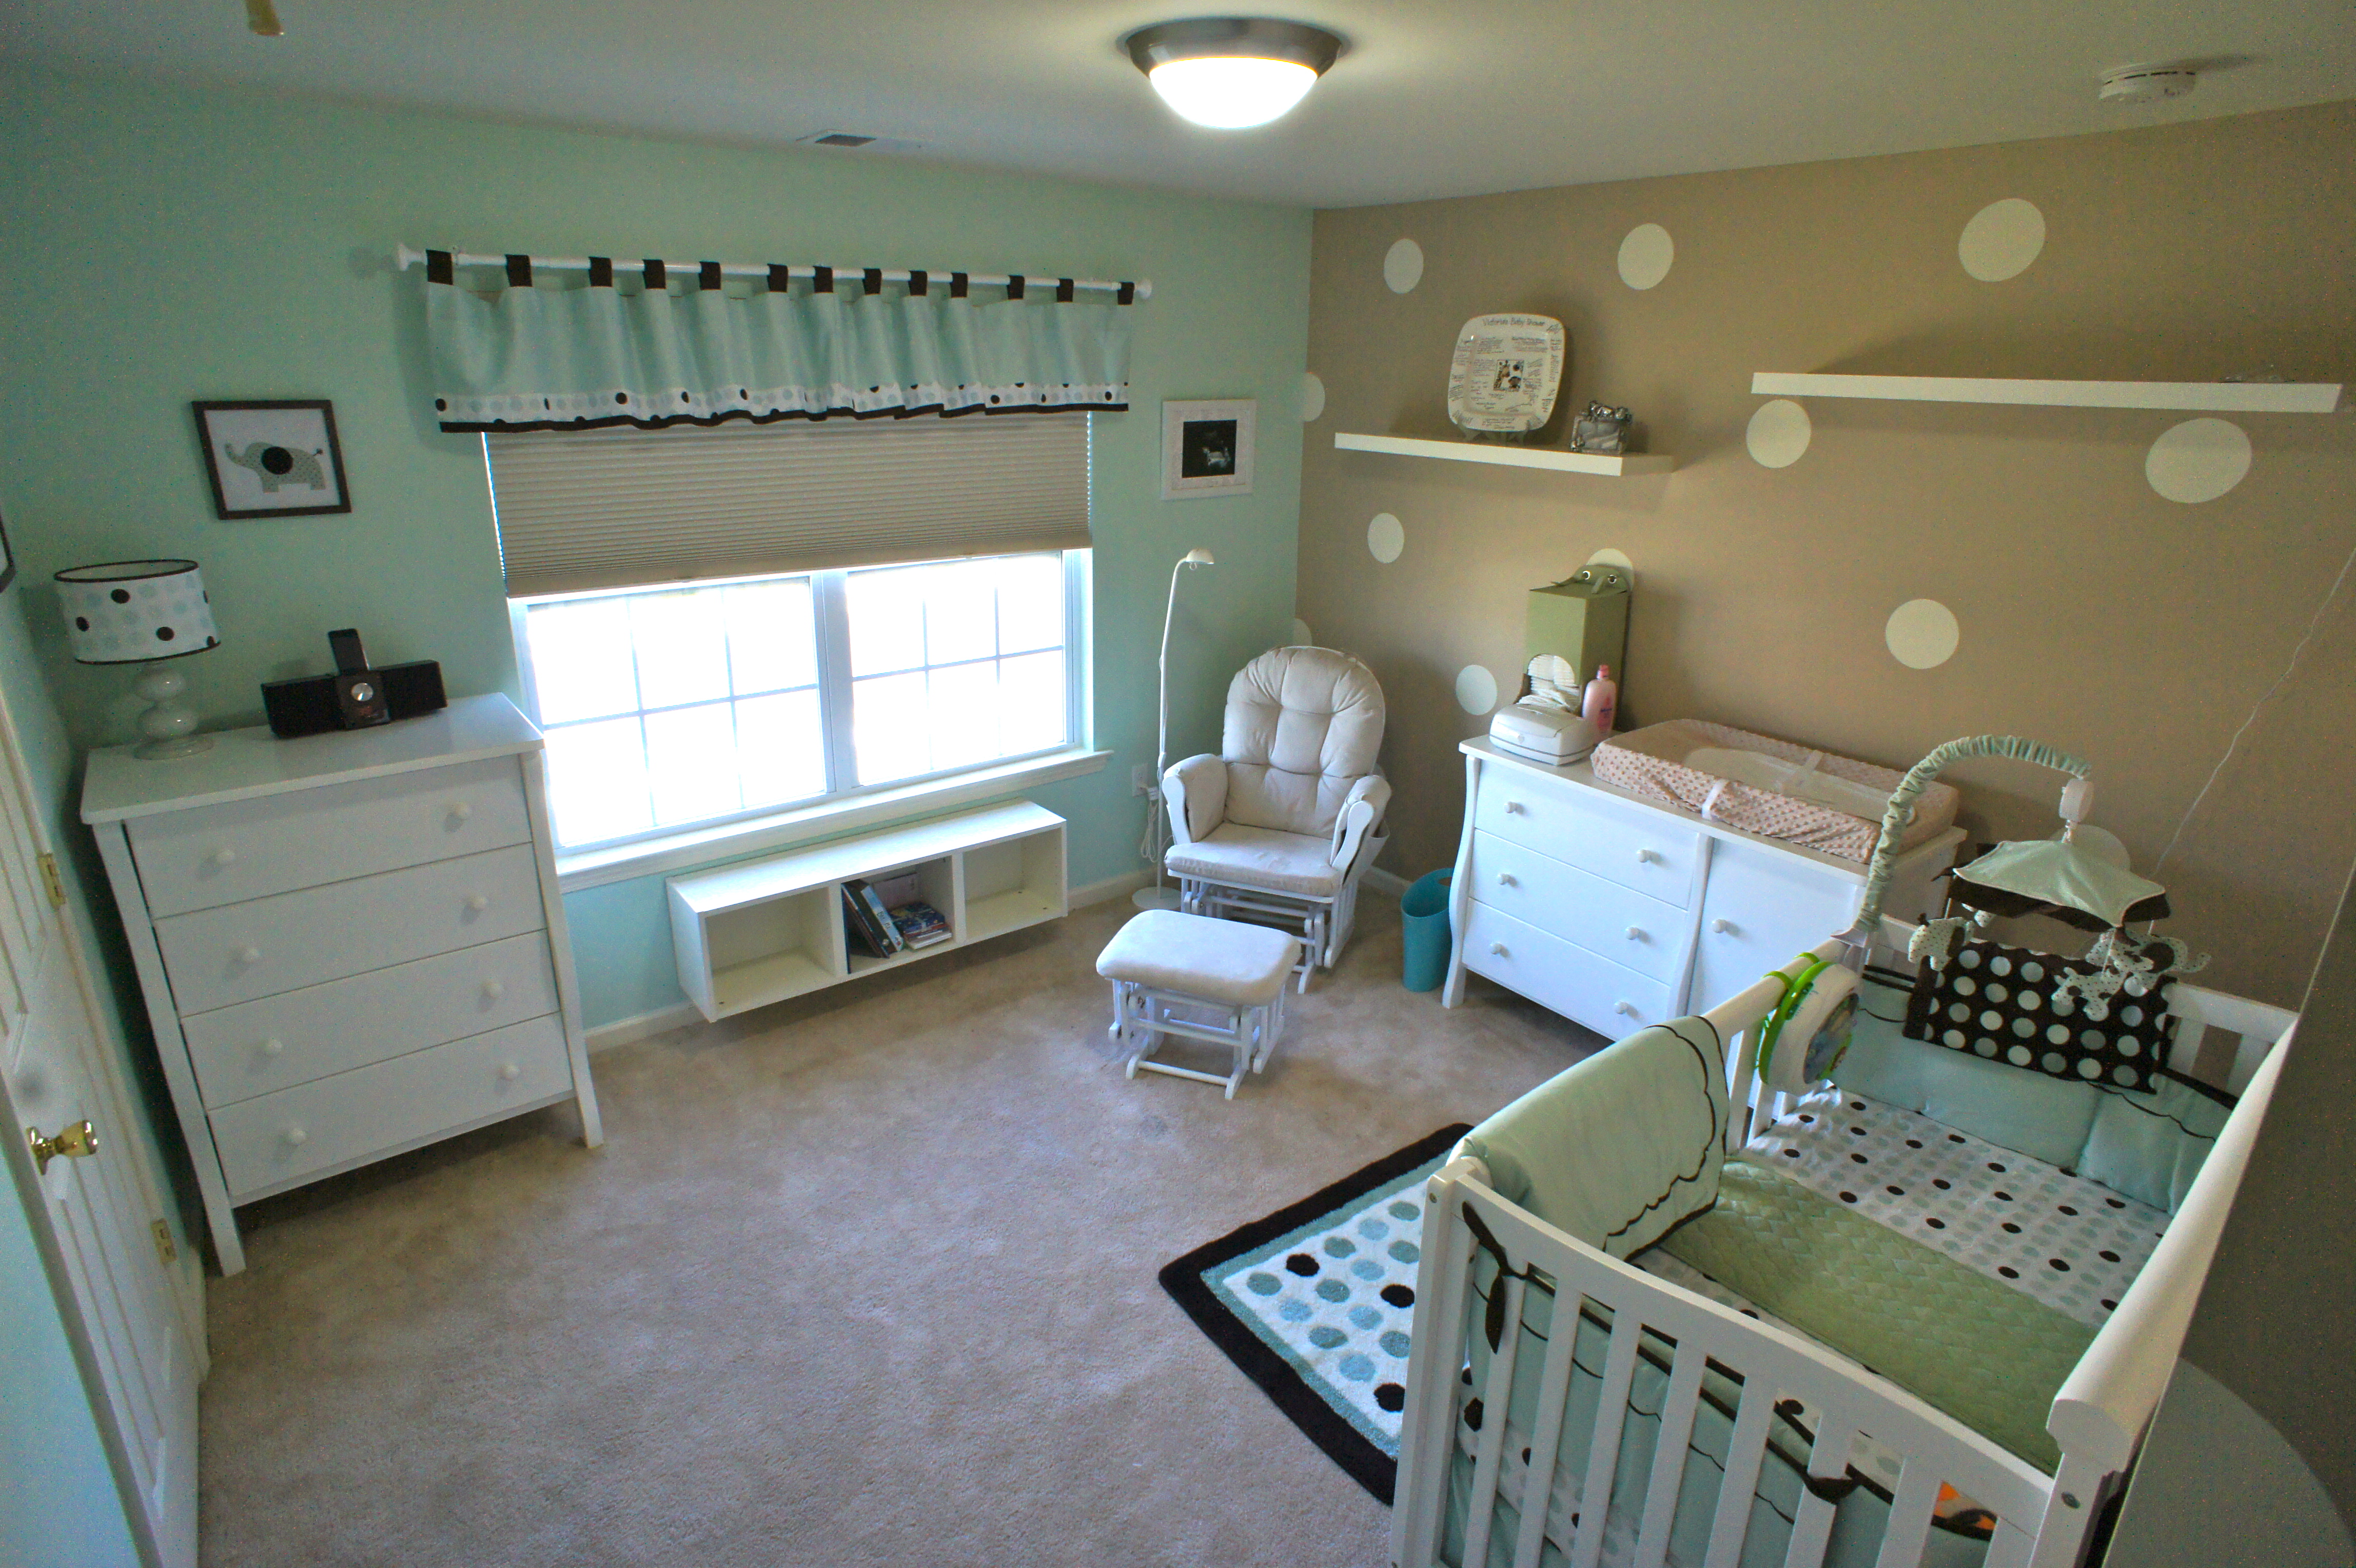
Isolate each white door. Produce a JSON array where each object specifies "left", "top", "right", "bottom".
[{"left": 0, "top": 680, "right": 201, "bottom": 1568}]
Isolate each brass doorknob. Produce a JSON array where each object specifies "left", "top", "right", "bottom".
[{"left": 28, "top": 1119, "right": 97, "bottom": 1175}]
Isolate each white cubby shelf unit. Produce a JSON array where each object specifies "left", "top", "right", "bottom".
[{"left": 667, "top": 802, "right": 1068, "bottom": 1022}]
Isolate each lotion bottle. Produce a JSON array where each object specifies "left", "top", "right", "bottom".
[{"left": 1581, "top": 663, "right": 1618, "bottom": 737}]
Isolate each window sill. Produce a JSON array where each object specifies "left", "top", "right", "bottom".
[{"left": 554, "top": 747, "right": 1112, "bottom": 893}]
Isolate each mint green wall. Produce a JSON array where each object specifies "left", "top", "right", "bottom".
[{"left": 0, "top": 65, "right": 1310, "bottom": 1029}]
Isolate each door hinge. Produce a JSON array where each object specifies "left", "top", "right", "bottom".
[
  {"left": 37, "top": 852, "right": 66, "bottom": 909},
  {"left": 150, "top": 1219, "right": 178, "bottom": 1267}
]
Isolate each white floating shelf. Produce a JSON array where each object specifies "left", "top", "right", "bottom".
[
  {"left": 1750, "top": 373, "right": 2342, "bottom": 415},
  {"left": 1334, "top": 431, "right": 1676, "bottom": 476}
]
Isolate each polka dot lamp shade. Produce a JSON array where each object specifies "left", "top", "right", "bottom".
[{"left": 56, "top": 560, "right": 220, "bottom": 665}]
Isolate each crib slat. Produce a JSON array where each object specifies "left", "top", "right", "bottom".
[
  {"left": 1508, "top": 1281, "right": 1585, "bottom": 1568},
  {"left": 1460, "top": 1274, "right": 1528, "bottom": 1568},
  {"left": 1983, "top": 1519, "right": 2036, "bottom": 1568},
  {"left": 1391, "top": 1184, "right": 1484, "bottom": 1568},
  {"left": 1568, "top": 1305, "right": 1644, "bottom": 1568},
  {"left": 1870, "top": 1459, "right": 1943, "bottom": 1568},
  {"left": 1698, "top": 1373, "right": 1777, "bottom": 1568},
  {"left": 1781, "top": 1423, "right": 1851, "bottom": 1568},
  {"left": 2166, "top": 1018, "right": 2207, "bottom": 1077},
  {"left": 1631, "top": 1340, "right": 1707, "bottom": 1568}
]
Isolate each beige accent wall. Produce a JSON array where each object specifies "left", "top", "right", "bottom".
[{"left": 1298, "top": 102, "right": 2356, "bottom": 1006}]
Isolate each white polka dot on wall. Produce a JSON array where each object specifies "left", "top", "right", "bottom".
[
  {"left": 2146, "top": 418, "right": 2252, "bottom": 503},
  {"left": 1585, "top": 547, "right": 1633, "bottom": 570},
  {"left": 1617, "top": 224, "right": 1674, "bottom": 290},
  {"left": 1886, "top": 599, "right": 1961, "bottom": 670},
  {"left": 1290, "top": 618, "right": 1313, "bottom": 647},
  {"left": 1299, "top": 371, "right": 1326, "bottom": 423},
  {"left": 1383, "top": 238, "right": 1424, "bottom": 295},
  {"left": 1366, "top": 512, "right": 1405, "bottom": 564},
  {"left": 1455, "top": 664, "right": 1498, "bottom": 715},
  {"left": 1958, "top": 199, "right": 2046, "bottom": 282},
  {"left": 1746, "top": 399, "right": 1812, "bottom": 468}
]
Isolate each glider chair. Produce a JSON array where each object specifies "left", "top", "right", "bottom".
[{"left": 1162, "top": 646, "right": 1390, "bottom": 991}]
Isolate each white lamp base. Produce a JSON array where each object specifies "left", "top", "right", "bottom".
[
  {"left": 1132, "top": 886, "right": 1183, "bottom": 911},
  {"left": 130, "top": 662, "right": 212, "bottom": 761}
]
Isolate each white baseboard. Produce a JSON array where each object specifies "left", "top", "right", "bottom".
[
  {"left": 1071, "top": 869, "right": 1153, "bottom": 909},
  {"left": 584, "top": 1001, "right": 703, "bottom": 1053},
  {"left": 1365, "top": 867, "right": 1410, "bottom": 898}
]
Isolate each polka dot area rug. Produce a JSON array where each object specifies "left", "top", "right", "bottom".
[{"left": 1159, "top": 1124, "right": 1470, "bottom": 1502}]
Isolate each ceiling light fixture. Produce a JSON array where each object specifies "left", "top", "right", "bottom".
[
  {"left": 2099, "top": 62, "right": 2197, "bottom": 105},
  {"left": 1124, "top": 17, "right": 1345, "bottom": 130}
]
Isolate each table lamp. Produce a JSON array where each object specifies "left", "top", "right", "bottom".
[{"left": 56, "top": 559, "right": 222, "bottom": 760}]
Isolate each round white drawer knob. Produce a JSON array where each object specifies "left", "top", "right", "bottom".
[
  {"left": 261, "top": 1037, "right": 285, "bottom": 1057},
  {"left": 1496, "top": 872, "right": 1516, "bottom": 887},
  {"left": 449, "top": 802, "right": 474, "bottom": 822},
  {"left": 1712, "top": 918, "right": 1737, "bottom": 935},
  {"left": 466, "top": 894, "right": 490, "bottom": 912},
  {"left": 1625, "top": 926, "right": 1643, "bottom": 942},
  {"left": 1636, "top": 848, "right": 1661, "bottom": 865},
  {"left": 1490, "top": 941, "right": 1509, "bottom": 957},
  {"left": 1503, "top": 800, "right": 1526, "bottom": 815},
  {"left": 237, "top": 946, "right": 261, "bottom": 964},
  {"left": 284, "top": 1126, "right": 307, "bottom": 1147},
  {"left": 1614, "top": 1001, "right": 1637, "bottom": 1016},
  {"left": 210, "top": 847, "right": 236, "bottom": 867},
  {"left": 482, "top": 979, "right": 506, "bottom": 1000},
  {"left": 498, "top": 1063, "right": 521, "bottom": 1082}
]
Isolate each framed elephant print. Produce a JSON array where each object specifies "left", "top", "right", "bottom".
[{"left": 193, "top": 399, "right": 351, "bottom": 519}]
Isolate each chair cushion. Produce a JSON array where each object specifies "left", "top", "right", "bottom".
[
  {"left": 1095, "top": 910, "right": 1301, "bottom": 1007},
  {"left": 1165, "top": 824, "right": 1346, "bottom": 898},
  {"left": 1220, "top": 646, "right": 1385, "bottom": 838}
]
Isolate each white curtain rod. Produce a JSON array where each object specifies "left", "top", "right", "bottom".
[{"left": 394, "top": 244, "right": 1151, "bottom": 300}]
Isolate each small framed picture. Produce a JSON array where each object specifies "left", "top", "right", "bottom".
[
  {"left": 1161, "top": 399, "right": 1255, "bottom": 501},
  {"left": 193, "top": 400, "right": 351, "bottom": 519}
]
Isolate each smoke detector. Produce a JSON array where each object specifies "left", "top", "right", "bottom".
[
  {"left": 2099, "top": 63, "right": 2197, "bottom": 105},
  {"left": 794, "top": 131, "right": 925, "bottom": 153}
]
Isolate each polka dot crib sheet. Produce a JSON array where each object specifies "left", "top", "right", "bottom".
[
  {"left": 1208, "top": 1171, "right": 1428, "bottom": 1452},
  {"left": 1742, "top": 1087, "right": 2169, "bottom": 1326}
]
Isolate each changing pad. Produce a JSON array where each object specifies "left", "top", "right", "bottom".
[{"left": 1592, "top": 719, "right": 1959, "bottom": 864}]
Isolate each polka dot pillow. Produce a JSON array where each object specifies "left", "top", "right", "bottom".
[{"left": 1900, "top": 938, "right": 2171, "bottom": 1092}]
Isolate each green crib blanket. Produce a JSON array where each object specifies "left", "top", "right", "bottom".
[{"left": 1658, "top": 1159, "right": 2094, "bottom": 1472}]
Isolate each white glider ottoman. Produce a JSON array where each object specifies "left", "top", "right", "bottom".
[{"left": 1096, "top": 910, "right": 1302, "bottom": 1099}]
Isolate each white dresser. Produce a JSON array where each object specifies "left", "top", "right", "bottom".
[
  {"left": 1444, "top": 737, "right": 1960, "bottom": 1035},
  {"left": 82, "top": 694, "right": 601, "bottom": 1275}
]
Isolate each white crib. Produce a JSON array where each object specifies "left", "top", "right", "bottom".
[{"left": 1391, "top": 919, "right": 2298, "bottom": 1568}]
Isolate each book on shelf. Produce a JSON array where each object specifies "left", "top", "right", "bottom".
[
  {"left": 889, "top": 900, "right": 952, "bottom": 949},
  {"left": 841, "top": 878, "right": 902, "bottom": 958}
]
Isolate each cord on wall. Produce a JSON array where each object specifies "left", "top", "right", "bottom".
[{"left": 2151, "top": 528, "right": 2356, "bottom": 879}]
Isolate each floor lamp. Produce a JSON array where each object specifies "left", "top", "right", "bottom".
[{"left": 1135, "top": 548, "right": 1216, "bottom": 911}]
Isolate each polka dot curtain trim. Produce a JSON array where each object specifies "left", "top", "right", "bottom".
[
  {"left": 1901, "top": 938, "right": 2171, "bottom": 1091},
  {"left": 1158, "top": 1123, "right": 1469, "bottom": 1502},
  {"left": 422, "top": 250, "right": 1133, "bottom": 433}
]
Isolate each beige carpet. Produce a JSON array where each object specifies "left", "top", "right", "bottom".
[{"left": 201, "top": 895, "right": 1603, "bottom": 1567}]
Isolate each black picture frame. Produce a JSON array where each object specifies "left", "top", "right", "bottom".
[{"left": 192, "top": 399, "right": 353, "bottom": 519}]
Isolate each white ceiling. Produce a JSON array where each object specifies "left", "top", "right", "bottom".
[{"left": 6, "top": 2, "right": 2352, "bottom": 207}]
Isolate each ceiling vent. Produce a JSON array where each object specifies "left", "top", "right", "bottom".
[
  {"left": 2099, "top": 63, "right": 2197, "bottom": 105},
  {"left": 796, "top": 131, "right": 924, "bottom": 153}
]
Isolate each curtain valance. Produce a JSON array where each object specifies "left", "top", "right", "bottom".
[{"left": 420, "top": 251, "right": 1135, "bottom": 433}]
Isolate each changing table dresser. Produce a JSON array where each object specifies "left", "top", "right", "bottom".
[
  {"left": 82, "top": 693, "right": 600, "bottom": 1275},
  {"left": 1444, "top": 737, "right": 1961, "bottom": 1035}
]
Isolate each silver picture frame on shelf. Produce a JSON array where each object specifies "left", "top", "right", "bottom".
[{"left": 1161, "top": 399, "right": 1255, "bottom": 501}]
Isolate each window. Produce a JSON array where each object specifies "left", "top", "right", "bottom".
[{"left": 514, "top": 552, "right": 1084, "bottom": 851}]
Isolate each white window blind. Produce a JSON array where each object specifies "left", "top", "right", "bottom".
[{"left": 486, "top": 414, "right": 1090, "bottom": 597}]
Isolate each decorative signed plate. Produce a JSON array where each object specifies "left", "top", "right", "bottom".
[{"left": 1446, "top": 314, "right": 1565, "bottom": 434}]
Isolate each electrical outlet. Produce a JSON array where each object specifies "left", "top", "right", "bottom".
[{"left": 1131, "top": 763, "right": 1152, "bottom": 796}]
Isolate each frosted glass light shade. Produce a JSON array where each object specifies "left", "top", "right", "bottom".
[
  {"left": 1148, "top": 56, "right": 1319, "bottom": 128},
  {"left": 1126, "top": 17, "right": 1343, "bottom": 131},
  {"left": 56, "top": 559, "right": 220, "bottom": 665}
]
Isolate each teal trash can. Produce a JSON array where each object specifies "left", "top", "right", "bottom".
[{"left": 1401, "top": 870, "right": 1453, "bottom": 993}]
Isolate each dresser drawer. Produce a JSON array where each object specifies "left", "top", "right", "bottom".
[
  {"left": 1461, "top": 903, "right": 1677, "bottom": 1039},
  {"left": 156, "top": 844, "right": 547, "bottom": 1014},
  {"left": 183, "top": 932, "right": 561, "bottom": 1106},
  {"left": 1466, "top": 831, "right": 1690, "bottom": 984},
  {"left": 1474, "top": 768, "right": 1700, "bottom": 908},
  {"left": 129, "top": 756, "right": 533, "bottom": 917},
  {"left": 209, "top": 1015, "right": 572, "bottom": 1200},
  {"left": 1687, "top": 837, "right": 1863, "bottom": 1017}
]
